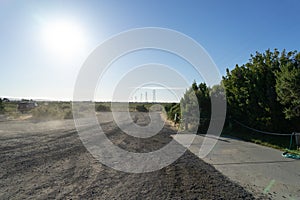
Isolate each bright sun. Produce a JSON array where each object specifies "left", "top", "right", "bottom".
[{"left": 42, "top": 19, "right": 86, "bottom": 59}]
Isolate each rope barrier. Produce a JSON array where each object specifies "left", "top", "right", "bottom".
[
  {"left": 175, "top": 114, "right": 300, "bottom": 159},
  {"left": 230, "top": 118, "right": 300, "bottom": 159},
  {"left": 177, "top": 114, "right": 300, "bottom": 159},
  {"left": 232, "top": 119, "right": 294, "bottom": 136}
]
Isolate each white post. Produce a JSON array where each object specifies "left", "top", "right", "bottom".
[{"left": 295, "top": 133, "right": 300, "bottom": 150}]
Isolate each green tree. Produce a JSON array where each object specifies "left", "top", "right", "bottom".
[
  {"left": 180, "top": 86, "right": 200, "bottom": 132},
  {"left": 179, "top": 81, "right": 211, "bottom": 133},
  {"left": 223, "top": 49, "right": 286, "bottom": 132},
  {"left": 0, "top": 98, "right": 5, "bottom": 114},
  {"left": 275, "top": 51, "right": 300, "bottom": 128}
]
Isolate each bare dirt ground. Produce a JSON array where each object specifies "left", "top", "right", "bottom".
[{"left": 0, "top": 112, "right": 257, "bottom": 199}]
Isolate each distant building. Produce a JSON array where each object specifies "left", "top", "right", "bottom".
[{"left": 17, "top": 101, "right": 38, "bottom": 113}]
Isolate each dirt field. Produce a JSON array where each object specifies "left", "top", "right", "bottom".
[{"left": 0, "top": 112, "right": 257, "bottom": 199}]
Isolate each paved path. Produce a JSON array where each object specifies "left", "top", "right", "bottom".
[{"left": 172, "top": 134, "right": 300, "bottom": 200}]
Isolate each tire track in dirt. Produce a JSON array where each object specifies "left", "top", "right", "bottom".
[{"left": 0, "top": 112, "right": 259, "bottom": 199}]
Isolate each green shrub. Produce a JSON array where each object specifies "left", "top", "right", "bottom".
[
  {"left": 96, "top": 104, "right": 111, "bottom": 112},
  {"left": 63, "top": 110, "right": 73, "bottom": 119},
  {"left": 0, "top": 98, "right": 5, "bottom": 114},
  {"left": 31, "top": 102, "right": 73, "bottom": 120},
  {"left": 136, "top": 105, "right": 148, "bottom": 112},
  {"left": 167, "top": 103, "right": 180, "bottom": 121}
]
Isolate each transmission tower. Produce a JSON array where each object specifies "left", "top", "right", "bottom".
[
  {"left": 152, "top": 89, "right": 156, "bottom": 102},
  {"left": 145, "top": 92, "right": 148, "bottom": 102}
]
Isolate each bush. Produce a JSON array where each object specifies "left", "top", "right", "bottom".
[
  {"left": 136, "top": 105, "right": 148, "bottom": 112},
  {"left": 96, "top": 104, "right": 111, "bottom": 112},
  {"left": 0, "top": 98, "right": 5, "bottom": 114},
  {"left": 166, "top": 103, "right": 180, "bottom": 121},
  {"left": 31, "top": 102, "right": 73, "bottom": 121},
  {"left": 64, "top": 110, "right": 73, "bottom": 119}
]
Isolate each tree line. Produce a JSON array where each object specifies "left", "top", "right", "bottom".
[{"left": 167, "top": 49, "right": 300, "bottom": 134}]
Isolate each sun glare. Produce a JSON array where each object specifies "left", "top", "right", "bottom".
[{"left": 41, "top": 19, "right": 86, "bottom": 60}]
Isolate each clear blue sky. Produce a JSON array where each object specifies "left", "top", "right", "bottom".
[{"left": 0, "top": 0, "right": 299, "bottom": 101}]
